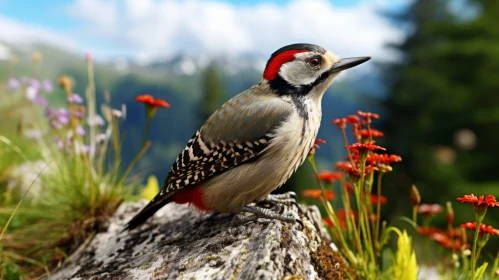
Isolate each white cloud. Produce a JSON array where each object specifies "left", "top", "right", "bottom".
[
  {"left": 66, "top": 0, "right": 403, "bottom": 62},
  {"left": 0, "top": 16, "right": 78, "bottom": 51}
]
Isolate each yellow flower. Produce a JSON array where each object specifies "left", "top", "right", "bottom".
[
  {"left": 32, "top": 51, "right": 43, "bottom": 64},
  {"left": 140, "top": 175, "right": 160, "bottom": 201},
  {"left": 392, "top": 230, "right": 418, "bottom": 280}
]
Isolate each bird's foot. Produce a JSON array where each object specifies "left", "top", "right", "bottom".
[
  {"left": 257, "top": 191, "right": 302, "bottom": 213},
  {"left": 240, "top": 205, "right": 303, "bottom": 230}
]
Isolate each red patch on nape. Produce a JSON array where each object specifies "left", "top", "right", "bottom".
[
  {"left": 263, "top": 49, "right": 308, "bottom": 81},
  {"left": 174, "top": 185, "right": 209, "bottom": 211}
]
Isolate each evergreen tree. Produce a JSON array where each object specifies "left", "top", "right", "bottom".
[
  {"left": 201, "top": 63, "right": 225, "bottom": 122},
  {"left": 383, "top": 0, "right": 499, "bottom": 240}
]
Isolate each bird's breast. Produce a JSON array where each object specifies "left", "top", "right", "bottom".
[
  {"left": 267, "top": 101, "right": 322, "bottom": 181},
  {"left": 200, "top": 98, "right": 323, "bottom": 213}
]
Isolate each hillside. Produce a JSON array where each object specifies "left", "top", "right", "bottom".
[{"left": 0, "top": 42, "right": 383, "bottom": 189}]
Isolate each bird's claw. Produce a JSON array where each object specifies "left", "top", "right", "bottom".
[
  {"left": 295, "top": 218, "right": 304, "bottom": 230},
  {"left": 258, "top": 191, "right": 303, "bottom": 214},
  {"left": 240, "top": 205, "right": 303, "bottom": 230}
]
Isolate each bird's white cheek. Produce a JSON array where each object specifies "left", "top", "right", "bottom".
[{"left": 279, "top": 61, "right": 318, "bottom": 86}]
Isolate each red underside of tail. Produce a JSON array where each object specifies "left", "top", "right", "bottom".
[{"left": 173, "top": 185, "right": 209, "bottom": 211}]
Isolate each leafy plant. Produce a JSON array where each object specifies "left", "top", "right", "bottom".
[
  {"left": 304, "top": 111, "right": 499, "bottom": 279},
  {"left": 0, "top": 52, "right": 169, "bottom": 278}
]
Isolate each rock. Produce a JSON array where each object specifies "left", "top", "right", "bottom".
[{"left": 51, "top": 200, "right": 350, "bottom": 280}]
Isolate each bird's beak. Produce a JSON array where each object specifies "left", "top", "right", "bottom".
[{"left": 330, "top": 57, "right": 371, "bottom": 73}]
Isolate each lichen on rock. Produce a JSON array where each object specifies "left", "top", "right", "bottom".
[{"left": 51, "top": 200, "right": 348, "bottom": 280}]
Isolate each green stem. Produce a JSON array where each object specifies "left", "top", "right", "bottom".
[
  {"left": 412, "top": 206, "right": 417, "bottom": 226},
  {"left": 374, "top": 172, "right": 383, "bottom": 253},
  {"left": 141, "top": 116, "right": 153, "bottom": 148},
  {"left": 308, "top": 156, "right": 357, "bottom": 267},
  {"left": 117, "top": 141, "right": 151, "bottom": 187},
  {"left": 341, "top": 128, "right": 355, "bottom": 166},
  {"left": 471, "top": 210, "right": 486, "bottom": 280},
  {"left": 359, "top": 152, "right": 376, "bottom": 268},
  {"left": 489, "top": 251, "right": 499, "bottom": 280},
  {"left": 112, "top": 116, "right": 122, "bottom": 181},
  {"left": 86, "top": 57, "right": 97, "bottom": 164},
  {"left": 341, "top": 179, "right": 363, "bottom": 257}
]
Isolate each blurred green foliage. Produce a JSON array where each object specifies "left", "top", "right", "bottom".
[
  {"left": 200, "top": 63, "right": 225, "bottom": 123},
  {"left": 382, "top": 0, "right": 499, "bottom": 252}
]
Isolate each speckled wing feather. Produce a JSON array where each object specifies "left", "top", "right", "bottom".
[{"left": 162, "top": 86, "right": 293, "bottom": 194}]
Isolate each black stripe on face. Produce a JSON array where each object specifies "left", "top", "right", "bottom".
[{"left": 268, "top": 67, "right": 332, "bottom": 97}]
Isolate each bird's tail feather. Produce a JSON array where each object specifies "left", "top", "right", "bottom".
[{"left": 123, "top": 195, "right": 174, "bottom": 231}]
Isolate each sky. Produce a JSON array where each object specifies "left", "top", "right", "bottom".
[{"left": 0, "top": 0, "right": 408, "bottom": 63}]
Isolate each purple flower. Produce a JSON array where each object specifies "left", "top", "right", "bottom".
[
  {"left": 29, "top": 78, "right": 40, "bottom": 90},
  {"left": 74, "top": 110, "right": 84, "bottom": 119},
  {"left": 83, "top": 145, "right": 95, "bottom": 155},
  {"left": 53, "top": 137, "right": 64, "bottom": 149},
  {"left": 34, "top": 96, "right": 47, "bottom": 107},
  {"left": 7, "top": 77, "right": 21, "bottom": 91},
  {"left": 76, "top": 125, "right": 85, "bottom": 136},
  {"left": 46, "top": 108, "right": 70, "bottom": 129},
  {"left": 42, "top": 80, "right": 53, "bottom": 93},
  {"left": 67, "top": 93, "right": 83, "bottom": 104}
]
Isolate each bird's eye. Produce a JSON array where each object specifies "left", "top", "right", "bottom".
[{"left": 308, "top": 57, "right": 321, "bottom": 68}]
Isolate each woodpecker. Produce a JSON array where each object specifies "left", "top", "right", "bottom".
[{"left": 125, "top": 43, "right": 370, "bottom": 230}]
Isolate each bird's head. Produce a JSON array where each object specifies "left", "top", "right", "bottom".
[{"left": 263, "top": 43, "right": 370, "bottom": 96}]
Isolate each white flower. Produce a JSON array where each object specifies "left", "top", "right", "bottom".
[
  {"left": 112, "top": 109, "right": 122, "bottom": 118},
  {"left": 25, "top": 86, "right": 38, "bottom": 100},
  {"left": 95, "top": 133, "right": 107, "bottom": 143},
  {"left": 24, "top": 129, "right": 43, "bottom": 140},
  {"left": 87, "top": 115, "right": 105, "bottom": 126}
]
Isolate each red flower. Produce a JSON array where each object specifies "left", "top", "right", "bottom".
[
  {"left": 323, "top": 217, "right": 346, "bottom": 230},
  {"left": 153, "top": 99, "right": 170, "bottom": 108},
  {"left": 417, "top": 204, "right": 443, "bottom": 216},
  {"left": 323, "top": 217, "right": 334, "bottom": 227},
  {"left": 346, "top": 167, "right": 362, "bottom": 180},
  {"left": 367, "top": 154, "right": 402, "bottom": 164},
  {"left": 456, "top": 194, "right": 499, "bottom": 207},
  {"left": 417, "top": 227, "right": 444, "bottom": 236},
  {"left": 335, "top": 161, "right": 378, "bottom": 180},
  {"left": 332, "top": 118, "right": 346, "bottom": 129},
  {"left": 460, "top": 222, "right": 499, "bottom": 236},
  {"left": 357, "top": 110, "right": 380, "bottom": 120},
  {"left": 359, "top": 129, "right": 384, "bottom": 138},
  {"left": 343, "top": 182, "right": 354, "bottom": 193},
  {"left": 430, "top": 232, "right": 453, "bottom": 248},
  {"left": 312, "top": 138, "right": 326, "bottom": 149},
  {"left": 136, "top": 94, "right": 170, "bottom": 108},
  {"left": 365, "top": 165, "right": 379, "bottom": 174},
  {"left": 335, "top": 161, "right": 353, "bottom": 172},
  {"left": 318, "top": 171, "right": 342, "bottom": 183},
  {"left": 418, "top": 227, "right": 469, "bottom": 250},
  {"left": 370, "top": 194, "right": 387, "bottom": 205},
  {"left": 336, "top": 209, "right": 358, "bottom": 220},
  {"left": 347, "top": 141, "right": 386, "bottom": 153},
  {"left": 309, "top": 138, "right": 326, "bottom": 156},
  {"left": 302, "top": 189, "right": 336, "bottom": 201},
  {"left": 346, "top": 115, "right": 360, "bottom": 124},
  {"left": 135, "top": 94, "right": 154, "bottom": 104}
]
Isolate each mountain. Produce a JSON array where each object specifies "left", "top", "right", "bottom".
[{"left": 0, "top": 42, "right": 385, "bottom": 185}]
